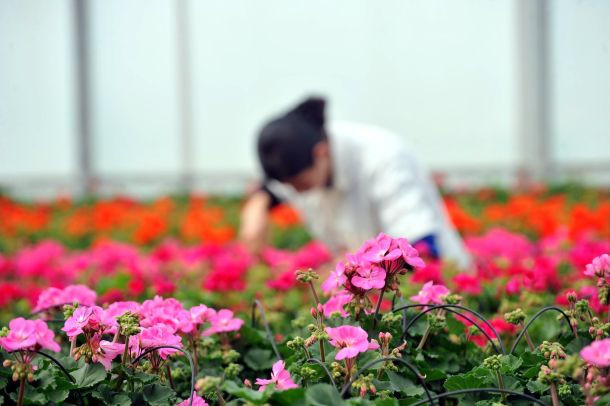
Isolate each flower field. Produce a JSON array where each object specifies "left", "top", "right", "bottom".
[{"left": 0, "top": 185, "right": 609, "bottom": 405}]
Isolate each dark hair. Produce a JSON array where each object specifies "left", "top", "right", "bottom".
[{"left": 257, "top": 97, "right": 327, "bottom": 181}]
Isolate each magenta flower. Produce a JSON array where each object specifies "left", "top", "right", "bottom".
[
  {"left": 139, "top": 296, "right": 189, "bottom": 332},
  {"left": 93, "top": 339, "right": 125, "bottom": 371},
  {"left": 580, "top": 338, "right": 610, "bottom": 368},
  {"left": 33, "top": 284, "right": 97, "bottom": 312},
  {"left": 0, "top": 318, "right": 60, "bottom": 353},
  {"left": 180, "top": 304, "right": 214, "bottom": 334},
  {"left": 351, "top": 263, "right": 386, "bottom": 290},
  {"left": 176, "top": 392, "right": 210, "bottom": 406},
  {"left": 396, "top": 238, "right": 426, "bottom": 269},
  {"left": 131, "top": 324, "right": 183, "bottom": 360},
  {"left": 322, "top": 291, "right": 353, "bottom": 318},
  {"left": 32, "top": 320, "right": 61, "bottom": 352},
  {"left": 360, "top": 233, "right": 402, "bottom": 264},
  {"left": 321, "top": 262, "right": 347, "bottom": 293},
  {"left": 325, "top": 325, "right": 380, "bottom": 360},
  {"left": 410, "top": 281, "right": 450, "bottom": 306},
  {"left": 584, "top": 254, "right": 610, "bottom": 278},
  {"left": 62, "top": 306, "right": 111, "bottom": 338},
  {"left": 203, "top": 309, "right": 244, "bottom": 336},
  {"left": 255, "top": 360, "right": 298, "bottom": 392}
]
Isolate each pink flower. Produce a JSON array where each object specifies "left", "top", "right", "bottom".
[
  {"left": 0, "top": 318, "right": 38, "bottom": 351},
  {"left": 360, "top": 233, "right": 402, "bottom": 264},
  {"left": 325, "top": 325, "right": 380, "bottom": 360},
  {"left": 0, "top": 318, "right": 60, "bottom": 353},
  {"left": 94, "top": 339, "right": 125, "bottom": 370},
  {"left": 255, "top": 360, "right": 298, "bottom": 392},
  {"left": 410, "top": 281, "right": 450, "bottom": 306},
  {"left": 453, "top": 273, "right": 482, "bottom": 295},
  {"left": 584, "top": 254, "right": 610, "bottom": 278},
  {"left": 396, "top": 238, "right": 426, "bottom": 269},
  {"left": 323, "top": 291, "right": 353, "bottom": 318},
  {"left": 180, "top": 305, "right": 214, "bottom": 334},
  {"left": 32, "top": 319, "right": 61, "bottom": 352},
  {"left": 139, "top": 296, "right": 189, "bottom": 332},
  {"left": 203, "top": 309, "right": 243, "bottom": 336},
  {"left": 580, "top": 338, "right": 610, "bottom": 368},
  {"left": 131, "top": 324, "right": 183, "bottom": 360},
  {"left": 176, "top": 393, "right": 209, "bottom": 406},
  {"left": 62, "top": 306, "right": 96, "bottom": 337},
  {"left": 321, "top": 262, "right": 347, "bottom": 293},
  {"left": 33, "top": 284, "right": 97, "bottom": 312},
  {"left": 351, "top": 263, "right": 386, "bottom": 290}
]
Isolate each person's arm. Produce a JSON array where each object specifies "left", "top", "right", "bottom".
[{"left": 239, "top": 185, "right": 282, "bottom": 254}]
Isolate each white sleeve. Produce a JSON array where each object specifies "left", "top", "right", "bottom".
[{"left": 368, "top": 155, "right": 437, "bottom": 243}]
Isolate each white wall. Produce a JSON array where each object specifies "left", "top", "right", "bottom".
[
  {"left": 0, "top": 0, "right": 608, "bottom": 197},
  {"left": 0, "top": 0, "right": 77, "bottom": 179}
]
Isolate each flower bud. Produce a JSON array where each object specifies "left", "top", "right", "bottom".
[
  {"left": 27, "top": 372, "right": 34, "bottom": 382},
  {"left": 369, "top": 384, "right": 376, "bottom": 395},
  {"left": 12, "top": 372, "right": 19, "bottom": 381},
  {"left": 566, "top": 291, "right": 577, "bottom": 303},
  {"left": 3, "top": 360, "right": 12, "bottom": 368},
  {"left": 310, "top": 307, "right": 318, "bottom": 319},
  {"left": 244, "top": 379, "right": 252, "bottom": 388},
  {"left": 360, "top": 386, "right": 366, "bottom": 397}
]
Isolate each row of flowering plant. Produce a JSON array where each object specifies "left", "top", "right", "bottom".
[{"left": 1, "top": 232, "right": 608, "bottom": 405}]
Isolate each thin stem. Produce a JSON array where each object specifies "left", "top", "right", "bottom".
[
  {"left": 166, "top": 364, "right": 175, "bottom": 390},
  {"left": 122, "top": 336, "right": 130, "bottom": 365},
  {"left": 416, "top": 325, "right": 431, "bottom": 351},
  {"left": 496, "top": 371, "right": 507, "bottom": 402},
  {"left": 523, "top": 329, "right": 536, "bottom": 351},
  {"left": 17, "top": 378, "right": 25, "bottom": 406},
  {"left": 372, "top": 286, "right": 387, "bottom": 329},
  {"left": 308, "top": 281, "right": 321, "bottom": 305},
  {"left": 318, "top": 340, "right": 326, "bottom": 363},
  {"left": 550, "top": 382, "right": 560, "bottom": 406},
  {"left": 190, "top": 335, "right": 199, "bottom": 376}
]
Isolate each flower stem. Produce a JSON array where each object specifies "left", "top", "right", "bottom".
[
  {"left": 550, "top": 382, "right": 560, "bottom": 406},
  {"left": 190, "top": 335, "right": 199, "bottom": 376},
  {"left": 17, "top": 378, "right": 25, "bottom": 406},
  {"left": 372, "top": 286, "right": 387, "bottom": 329},
  {"left": 166, "top": 364, "right": 175, "bottom": 390},
  {"left": 308, "top": 281, "right": 320, "bottom": 306},
  {"left": 496, "top": 371, "right": 507, "bottom": 402},
  {"left": 319, "top": 340, "right": 325, "bottom": 363},
  {"left": 523, "top": 330, "right": 536, "bottom": 351},
  {"left": 416, "top": 326, "right": 431, "bottom": 351}
]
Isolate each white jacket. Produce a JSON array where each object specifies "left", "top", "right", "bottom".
[{"left": 267, "top": 121, "right": 471, "bottom": 269}]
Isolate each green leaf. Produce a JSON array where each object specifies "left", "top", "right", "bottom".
[
  {"left": 45, "top": 388, "right": 70, "bottom": 403},
  {"left": 244, "top": 348, "right": 275, "bottom": 371},
  {"left": 387, "top": 371, "right": 424, "bottom": 397},
  {"left": 269, "top": 388, "right": 307, "bottom": 405},
  {"left": 443, "top": 373, "right": 485, "bottom": 391},
  {"left": 70, "top": 363, "right": 107, "bottom": 388},
  {"left": 142, "top": 383, "right": 175, "bottom": 406},
  {"left": 111, "top": 394, "right": 133, "bottom": 406},
  {"left": 305, "top": 383, "right": 345, "bottom": 406},
  {"left": 375, "top": 399, "right": 399, "bottom": 406},
  {"left": 222, "top": 380, "right": 266, "bottom": 403},
  {"left": 500, "top": 354, "right": 523, "bottom": 373},
  {"left": 526, "top": 380, "right": 549, "bottom": 394}
]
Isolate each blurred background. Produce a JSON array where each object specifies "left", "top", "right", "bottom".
[{"left": 0, "top": 0, "right": 609, "bottom": 198}]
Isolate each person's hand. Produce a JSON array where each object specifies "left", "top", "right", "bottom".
[{"left": 239, "top": 190, "right": 271, "bottom": 255}]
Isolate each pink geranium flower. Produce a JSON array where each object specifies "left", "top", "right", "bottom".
[
  {"left": 580, "top": 338, "right": 610, "bottom": 368},
  {"left": 176, "top": 392, "right": 209, "bottom": 406},
  {"left": 33, "top": 284, "right": 97, "bottom": 312},
  {"left": 410, "top": 281, "right": 450, "bottom": 307},
  {"left": 203, "top": 309, "right": 243, "bottom": 336},
  {"left": 584, "top": 254, "right": 610, "bottom": 278},
  {"left": 351, "top": 263, "right": 386, "bottom": 290},
  {"left": 322, "top": 291, "right": 353, "bottom": 318},
  {"left": 321, "top": 262, "right": 347, "bottom": 293},
  {"left": 62, "top": 305, "right": 115, "bottom": 338},
  {"left": 360, "top": 233, "right": 402, "bottom": 264},
  {"left": 396, "top": 238, "right": 426, "bottom": 269},
  {"left": 92, "top": 338, "right": 125, "bottom": 371},
  {"left": 180, "top": 304, "right": 214, "bottom": 334},
  {"left": 0, "top": 318, "right": 60, "bottom": 352},
  {"left": 255, "top": 360, "right": 298, "bottom": 392},
  {"left": 325, "top": 325, "right": 380, "bottom": 360},
  {"left": 131, "top": 324, "right": 183, "bottom": 360}
]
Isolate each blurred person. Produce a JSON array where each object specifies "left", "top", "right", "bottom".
[{"left": 240, "top": 97, "right": 471, "bottom": 269}]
